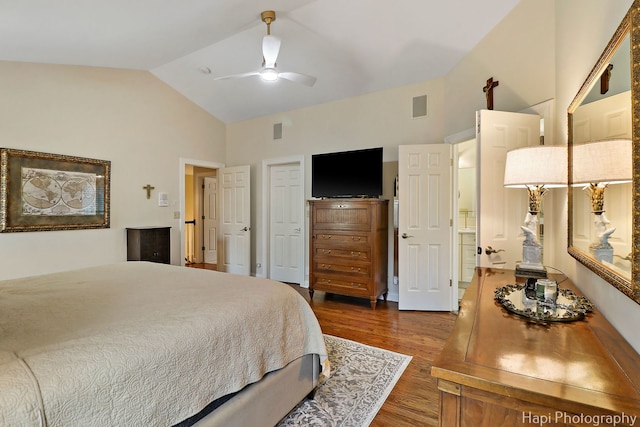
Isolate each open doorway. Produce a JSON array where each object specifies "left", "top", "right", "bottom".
[
  {"left": 185, "top": 166, "right": 219, "bottom": 269},
  {"left": 179, "top": 159, "right": 224, "bottom": 268},
  {"left": 446, "top": 128, "right": 477, "bottom": 307},
  {"left": 454, "top": 139, "right": 477, "bottom": 302}
]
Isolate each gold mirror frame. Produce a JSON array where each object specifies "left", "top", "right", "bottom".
[{"left": 568, "top": 0, "right": 640, "bottom": 304}]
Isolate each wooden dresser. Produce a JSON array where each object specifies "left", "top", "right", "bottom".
[
  {"left": 309, "top": 198, "right": 388, "bottom": 309},
  {"left": 431, "top": 268, "right": 640, "bottom": 426}
]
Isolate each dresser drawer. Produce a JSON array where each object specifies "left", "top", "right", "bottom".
[
  {"left": 312, "top": 202, "right": 373, "bottom": 231},
  {"left": 313, "top": 259, "right": 370, "bottom": 276},
  {"left": 461, "top": 245, "right": 477, "bottom": 260},
  {"left": 313, "top": 245, "right": 371, "bottom": 261},
  {"left": 460, "top": 232, "right": 476, "bottom": 245},
  {"left": 312, "top": 274, "right": 370, "bottom": 296},
  {"left": 313, "top": 231, "right": 370, "bottom": 245}
]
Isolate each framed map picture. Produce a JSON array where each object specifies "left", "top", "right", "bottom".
[{"left": 0, "top": 148, "right": 110, "bottom": 232}]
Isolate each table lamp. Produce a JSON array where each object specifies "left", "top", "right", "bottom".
[
  {"left": 504, "top": 145, "right": 567, "bottom": 277},
  {"left": 571, "top": 139, "right": 632, "bottom": 263}
]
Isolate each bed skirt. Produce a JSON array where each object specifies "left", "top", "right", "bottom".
[{"left": 181, "top": 354, "right": 320, "bottom": 427}]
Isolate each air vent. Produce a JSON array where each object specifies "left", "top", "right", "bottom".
[
  {"left": 273, "top": 122, "right": 283, "bottom": 140},
  {"left": 412, "top": 95, "right": 427, "bottom": 118}
]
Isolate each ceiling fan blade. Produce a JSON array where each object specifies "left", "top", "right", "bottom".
[
  {"left": 262, "top": 35, "right": 281, "bottom": 68},
  {"left": 279, "top": 72, "right": 317, "bottom": 87},
  {"left": 213, "top": 71, "right": 260, "bottom": 81}
]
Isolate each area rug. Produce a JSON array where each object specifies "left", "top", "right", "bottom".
[{"left": 277, "top": 335, "right": 412, "bottom": 427}]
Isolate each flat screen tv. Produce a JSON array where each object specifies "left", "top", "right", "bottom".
[{"left": 312, "top": 147, "right": 383, "bottom": 198}]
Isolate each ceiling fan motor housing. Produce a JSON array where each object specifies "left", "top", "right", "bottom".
[{"left": 261, "top": 10, "right": 276, "bottom": 33}]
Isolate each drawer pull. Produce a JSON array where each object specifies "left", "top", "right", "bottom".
[
  {"left": 324, "top": 249, "right": 332, "bottom": 254},
  {"left": 351, "top": 251, "right": 360, "bottom": 257},
  {"left": 352, "top": 236, "right": 361, "bottom": 241},
  {"left": 350, "top": 267, "right": 361, "bottom": 272},
  {"left": 322, "top": 264, "right": 332, "bottom": 269},
  {"left": 321, "top": 235, "right": 332, "bottom": 239}
]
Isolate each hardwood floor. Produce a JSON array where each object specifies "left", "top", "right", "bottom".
[
  {"left": 289, "top": 285, "right": 457, "bottom": 427},
  {"left": 186, "top": 263, "right": 217, "bottom": 271}
]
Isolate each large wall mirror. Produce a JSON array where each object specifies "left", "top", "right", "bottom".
[{"left": 568, "top": 0, "right": 640, "bottom": 304}]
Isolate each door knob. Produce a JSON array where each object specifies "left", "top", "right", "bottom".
[
  {"left": 485, "top": 246, "right": 504, "bottom": 255},
  {"left": 241, "top": 226, "right": 250, "bottom": 232},
  {"left": 401, "top": 233, "right": 413, "bottom": 239},
  {"left": 294, "top": 228, "right": 301, "bottom": 233}
]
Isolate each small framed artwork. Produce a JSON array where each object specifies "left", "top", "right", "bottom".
[{"left": 0, "top": 148, "right": 111, "bottom": 232}]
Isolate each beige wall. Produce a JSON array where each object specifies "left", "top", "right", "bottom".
[
  {"left": 444, "top": 0, "right": 556, "bottom": 136},
  {"left": 0, "top": 61, "right": 226, "bottom": 279}
]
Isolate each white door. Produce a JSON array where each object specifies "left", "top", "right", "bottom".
[
  {"left": 477, "top": 110, "right": 540, "bottom": 269},
  {"left": 269, "top": 163, "right": 303, "bottom": 284},
  {"left": 203, "top": 177, "right": 218, "bottom": 264},
  {"left": 219, "top": 165, "right": 251, "bottom": 275},
  {"left": 398, "top": 144, "right": 452, "bottom": 311}
]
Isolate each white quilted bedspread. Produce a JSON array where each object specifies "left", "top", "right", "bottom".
[{"left": 0, "top": 262, "right": 328, "bottom": 426}]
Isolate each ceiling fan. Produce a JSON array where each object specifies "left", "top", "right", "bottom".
[{"left": 213, "top": 10, "right": 317, "bottom": 87}]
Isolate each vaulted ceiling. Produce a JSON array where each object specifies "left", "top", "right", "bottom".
[{"left": 1, "top": 0, "right": 521, "bottom": 123}]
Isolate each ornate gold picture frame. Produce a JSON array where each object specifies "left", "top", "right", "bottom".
[
  {"left": 567, "top": 0, "right": 640, "bottom": 304},
  {"left": 0, "top": 148, "right": 110, "bottom": 232}
]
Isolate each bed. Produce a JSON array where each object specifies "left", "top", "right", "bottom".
[{"left": 0, "top": 261, "right": 329, "bottom": 427}]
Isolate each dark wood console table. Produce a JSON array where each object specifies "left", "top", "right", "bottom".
[
  {"left": 126, "top": 226, "right": 171, "bottom": 264},
  {"left": 431, "top": 268, "right": 640, "bottom": 426}
]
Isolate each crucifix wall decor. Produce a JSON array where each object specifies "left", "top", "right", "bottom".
[
  {"left": 600, "top": 64, "right": 614, "bottom": 94},
  {"left": 483, "top": 77, "right": 499, "bottom": 110},
  {"left": 143, "top": 184, "right": 155, "bottom": 199}
]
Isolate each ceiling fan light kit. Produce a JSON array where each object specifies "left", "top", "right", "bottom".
[
  {"left": 260, "top": 68, "right": 279, "bottom": 81},
  {"left": 212, "top": 10, "right": 317, "bottom": 87}
]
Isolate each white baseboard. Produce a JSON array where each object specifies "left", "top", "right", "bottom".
[{"left": 385, "top": 291, "right": 399, "bottom": 303}]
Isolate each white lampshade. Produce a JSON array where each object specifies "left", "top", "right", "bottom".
[
  {"left": 503, "top": 145, "right": 568, "bottom": 188},
  {"left": 572, "top": 139, "right": 632, "bottom": 185}
]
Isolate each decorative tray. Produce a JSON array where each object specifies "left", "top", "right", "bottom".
[{"left": 494, "top": 284, "right": 594, "bottom": 323}]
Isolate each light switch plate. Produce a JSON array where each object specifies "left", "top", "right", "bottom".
[{"left": 158, "top": 192, "right": 169, "bottom": 207}]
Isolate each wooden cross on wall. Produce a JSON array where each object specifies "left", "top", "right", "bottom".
[
  {"left": 143, "top": 184, "right": 155, "bottom": 199},
  {"left": 483, "top": 77, "right": 499, "bottom": 110},
  {"left": 600, "top": 64, "right": 614, "bottom": 94}
]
